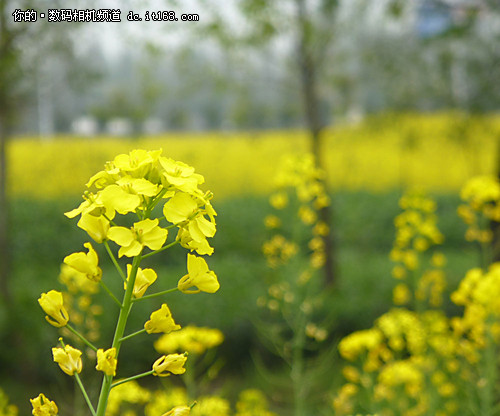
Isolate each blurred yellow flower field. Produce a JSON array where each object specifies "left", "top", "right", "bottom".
[{"left": 9, "top": 113, "right": 500, "bottom": 200}]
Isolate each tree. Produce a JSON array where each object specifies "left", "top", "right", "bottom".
[{"left": 202, "top": 0, "right": 340, "bottom": 286}]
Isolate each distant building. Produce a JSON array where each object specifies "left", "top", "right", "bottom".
[
  {"left": 71, "top": 116, "right": 99, "bottom": 137},
  {"left": 106, "top": 118, "right": 133, "bottom": 136}
]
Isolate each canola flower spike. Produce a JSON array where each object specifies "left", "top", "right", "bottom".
[
  {"left": 30, "top": 393, "right": 58, "bottom": 416},
  {"left": 144, "top": 304, "right": 181, "bottom": 334},
  {"left": 125, "top": 264, "right": 157, "bottom": 298},
  {"left": 152, "top": 353, "right": 188, "bottom": 377},
  {"left": 38, "top": 290, "right": 69, "bottom": 328},
  {"left": 52, "top": 344, "right": 83, "bottom": 376},
  {"left": 96, "top": 348, "right": 118, "bottom": 376},
  {"left": 43, "top": 148, "right": 222, "bottom": 416},
  {"left": 64, "top": 242, "right": 102, "bottom": 282},
  {"left": 177, "top": 254, "right": 219, "bottom": 294}
]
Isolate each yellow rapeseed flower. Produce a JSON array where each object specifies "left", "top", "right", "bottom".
[
  {"left": 152, "top": 353, "right": 187, "bottom": 377},
  {"left": 77, "top": 213, "right": 110, "bottom": 243},
  {"left": 38, "top": 290, "right": 69, "bottom": 327},
  {"left": 96, "top": 347, "right": 117, "bottom": 376},
  {"left": 126, "top": 265, "right": 157, "bottom": 298},
  {"left": 177, "top": 254, "right": 219, "bottom": 294},
  {"left": 107, "top": 218, "right": 168, "bottom": 257},
  {"left": 163, "top": 192, "right": 216, "bottom": 244},
  {"left": 144, "top": 304, "right": 181, "bottom": 334},
  {"left": 52, "top": 344, "right": 82, "bottom": 376},
  {"left": 30, "top": 393, "right": 58, "bottom": 416},
  {"left": 63, "top": 242, "right": 102, "bottom": 282}
]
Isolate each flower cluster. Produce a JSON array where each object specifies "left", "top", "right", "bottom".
[
  {"left": 451, "top": 264, "right": 500, "bottom": 351},
  {"left": 335, "top": 308, "right": 461, "bottom": 416},
  {"left": 263, "top": 153, "right": 330, "bottom": 270},
  {"left": 334, "top": 190, "right": 500, "bottom": 416},
  {"left": 390, "top": 191, "right": 446, "bottom": 308},
  {"left": 458, "top": 175, "right": 500, "bottom": 243},
  {"left": 33, "top": 149, "right": 219, "bottom": 416}
]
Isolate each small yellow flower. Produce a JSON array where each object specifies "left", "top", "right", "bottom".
[
  {"left": 107, "top": 218, "right": 168, "bottom": 257},
  {"left": 144, "top": 304, "right": 181, "bottom": 334},
  {"left": 126, "top": 265, "right": 157, "bottom": 298},
  {"left": 96, "top": 348, "right": 117, "bottom": 376},
  {"left": 63, "top": 242, "right": 102, "bottom": 282},
  {"left": 30, "top": 393, "right": 58, "bottom": 416},
  {"left": 177, "top": 254, "right": 219, "bottom": 294},
  {"left": 152, "top": 353, "right": 187, "bottom": 377},
  {"left": 270, "top": 192, "right": 288, "bottom": 209},
  {"left": 159, "top": 157, "right": 204, "bottom": 193},
  {"left": 52, "top": 343, "right": 82, "bottom": 376},
  {"left": 163, "top": 192, "right": 216, "bottom": 243},
  {"left": 264, "top": 215, "right": 281, "bottom": 229},
  {"left": 38, "top": 290, "right": 69, "bottom": 327},
  {"left": 162, "top": 405, "right": 191, "bottom": 416},
  {"left": 77, "top": 214, "right": 110, "bottom": 243}
]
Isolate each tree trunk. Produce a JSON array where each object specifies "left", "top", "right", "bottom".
[
  {"left": 296, "top": 0, "right": 336, "bottom": 287},
  {"left": 0, "top": 117, "right": 11, "bottom": 306},
  {"left": 490, "top": 135, "right": 500, "bottom": 264}
]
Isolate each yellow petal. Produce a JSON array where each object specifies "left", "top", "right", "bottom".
[{"left": 108, "top": 226, "right": 135, "bottom": 247}]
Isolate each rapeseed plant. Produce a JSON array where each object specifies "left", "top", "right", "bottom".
[
  {"left": 258, "top": 154, "right": 333, "bottom": 416},
  {"left": 33, "top": 149, "right": 219, "bottom": 416}
]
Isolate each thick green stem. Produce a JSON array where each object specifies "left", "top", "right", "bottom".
[{"left": 95, "top": 254, "right": 142, "bottom": 416}]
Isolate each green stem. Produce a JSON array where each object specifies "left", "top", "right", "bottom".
[
  {"left": 74, "top": 373, "right": 97, "bottom": 416},
  {"left": 104, "top": 240, "right": 126, "bottom": 282},
  {"left": 291, "top": 310, "right": 307, "bottom": 416},
  {"left": 145, "top": 188, "right": 168, "bottom": 217},
  {"left": 110, "top": 370, "right": 154, "bottom": 389},
  {"left": 102, "top": 213, "right": 117, "bottom": 227},
  {"left": 66, "top": 324, "right": 98, "bottom": 352},
  {"left": 95, "top": 253, "right": 142, "bottom": 416},
  {"left": 120, "top": 328, "right": 147, "bottom": 343},
  {"left": 132, "top": 287, "right": 178, "bottom": 302},
  {"left": 142, "top": 240, "right": 179, "bottom": 259},
  {"left": 99, "top": 281, "right": 121, "bottom": 307}
]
